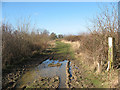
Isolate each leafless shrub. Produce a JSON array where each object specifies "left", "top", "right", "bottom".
[
  {"left": 80, "top": 3, "right": 119, "bottom": 71},
  {"left": 2, "top": 20, "right": 50, "bottom": 69}
]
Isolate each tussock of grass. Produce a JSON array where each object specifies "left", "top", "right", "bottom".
[{"left": 48, "top": 63, "right": 62, "bottom": 67}]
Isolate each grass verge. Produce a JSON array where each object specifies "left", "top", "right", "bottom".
[
  {"left": 76, "top": 58, "right": 118, "bottom": 88},
  {"left": 52, "top": 41, "right": 75, "bottom": 60}
]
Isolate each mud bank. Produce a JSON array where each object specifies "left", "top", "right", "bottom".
[
  {"left": 70, "top": 60, "right": 96, "bottom": 88},
  {"left": 25, "top": 76, "right": 59, "bottom": 88},
  {"left": 66, "top": 60, "right": 72, "bottom": 88},
  {"left": 2, "top": 56, "right": 49, "bottom": 89}
]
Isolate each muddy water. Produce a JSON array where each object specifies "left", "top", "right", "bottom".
[{"left": 16, "top": 59, "right": 68, "bottom": 88}]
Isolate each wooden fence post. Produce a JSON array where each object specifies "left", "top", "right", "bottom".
[{"left": 107, "top": 37, "right": 113, "bottom": 71}]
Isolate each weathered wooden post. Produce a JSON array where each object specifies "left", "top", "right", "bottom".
[{"left": 107, "top": 37, "right": 113, "bottom": 71}]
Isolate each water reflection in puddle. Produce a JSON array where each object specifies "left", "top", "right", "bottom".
[
  {"left": 16, "top": 59, "right": 68, "bottom": 88},
  {"left": 69, "top": 62, "right": 72, "bottom": 78}
]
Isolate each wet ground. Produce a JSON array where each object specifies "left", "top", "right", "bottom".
[
  {"left": 2, "top": 41, "right": 74, "bottom": 89},
  {"left": 15, "top": 59, "right": 69, "bottom": 88}
]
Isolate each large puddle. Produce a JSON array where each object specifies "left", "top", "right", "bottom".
[{"left": 16, "top": 59, "right": 68, "bottom": 88}]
